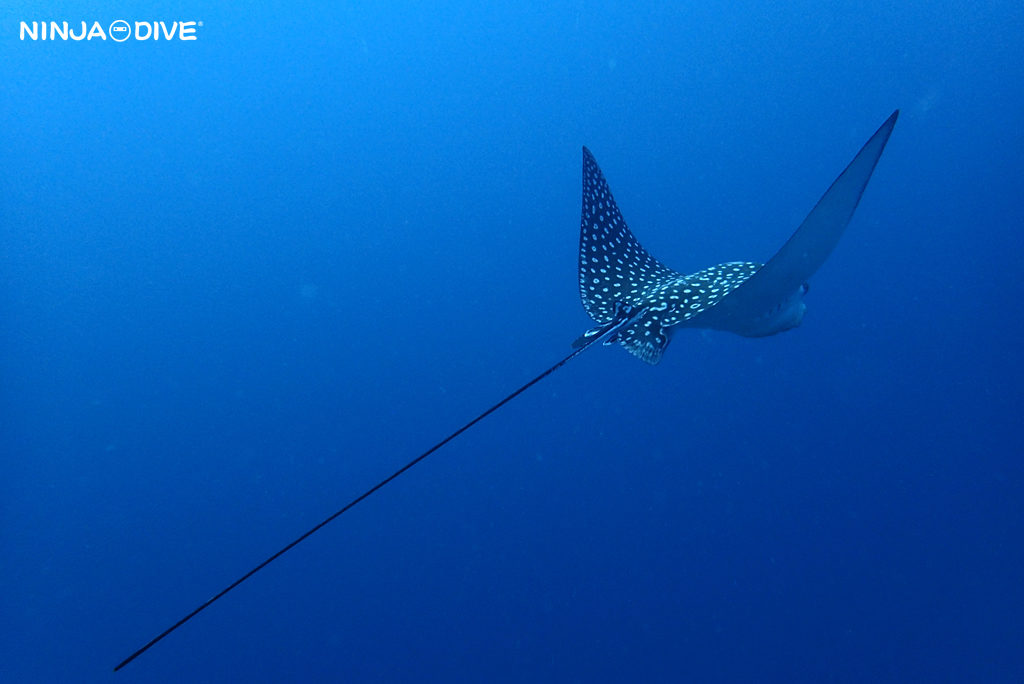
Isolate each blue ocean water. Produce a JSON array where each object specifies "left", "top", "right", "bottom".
[{"left": 2, "top": 2, "right": 1022, "bottom": 682}]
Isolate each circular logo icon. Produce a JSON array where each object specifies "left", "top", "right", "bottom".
[{"left": 109, "top": 20, "right": 131, "bottom": 42}]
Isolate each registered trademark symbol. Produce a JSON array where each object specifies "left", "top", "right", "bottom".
[{"left": 198, "top": 21, "right": 203, "bottom": 27}]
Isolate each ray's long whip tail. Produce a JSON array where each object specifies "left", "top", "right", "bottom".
[{"left": 114, "top": 303, "right": 643, "bottom": 671}]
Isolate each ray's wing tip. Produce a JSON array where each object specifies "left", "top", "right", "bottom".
[
  {"left": 866, "top": 109, "right": 899, "bottom": 155},
  {"left": 879, "top": 109, "right": 899, "bottom": 135}
]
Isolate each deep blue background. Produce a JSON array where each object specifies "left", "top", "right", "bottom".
[{"left": 2, "top": 2, "right": 1022, "bottom": 682}]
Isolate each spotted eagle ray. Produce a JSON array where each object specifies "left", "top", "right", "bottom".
[{"left": 115, "top": 110, "right": 898, "bottom": 671}]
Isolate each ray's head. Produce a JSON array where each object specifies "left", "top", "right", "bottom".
[{"left": 744, "top": 282, "right": 810, "bottom": 337}]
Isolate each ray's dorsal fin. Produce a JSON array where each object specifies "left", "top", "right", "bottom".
[{"left": 686, "top": 110, "right": 899, "bottom": 334}]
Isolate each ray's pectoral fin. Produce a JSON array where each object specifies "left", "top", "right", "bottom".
[{"left": 686, "top": 110, "right": 899, "bottom": 337}]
